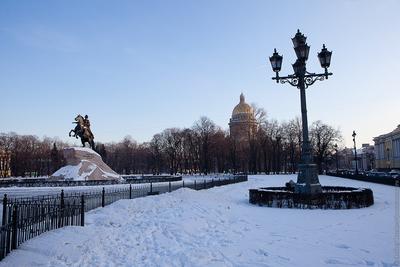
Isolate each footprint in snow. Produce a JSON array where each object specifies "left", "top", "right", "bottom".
[
  {"left": 364, "top": 260, "right": 375, "bottom": 266},
  {"left": 109, "top": 222, "right": 121, "bottom": 227},
  {"left": 325, "top": 258, "right": 345, "bottom": 265},
  {"left": 277, "top": 255, "right": 290, "bottom": 261},
  {"left": 335, "top": 244, "right": 351, "bottom": 249},
  {"left": 256, "top": 249, "right": 269, "bottom": 257},
  {"left": 360, "top": 248, "right": 370, "bottom": 254}
]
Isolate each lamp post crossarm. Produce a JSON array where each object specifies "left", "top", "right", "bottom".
[
  {"left": 272, "top": 72, "right": 333, "bottom": 88},
  {"left": 272, "top": 75, "right": 299, "bottom": 87}
]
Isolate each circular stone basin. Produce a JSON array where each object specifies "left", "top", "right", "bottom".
[{"left": 249, "top": 186, "right": 374, "bottom": 209}]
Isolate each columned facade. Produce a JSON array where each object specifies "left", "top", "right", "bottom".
[{"left": 373, "top": 124, "right": 400, "bottom": 171}]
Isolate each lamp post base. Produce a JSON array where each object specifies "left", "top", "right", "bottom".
[
  {"left": 295, "top": 163, "right": 322, "bottom": 194},
  {"left": 295, "top": 183, "right": 322, "bottom": 195}
]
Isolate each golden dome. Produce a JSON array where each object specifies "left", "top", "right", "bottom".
[{"left": 232, "top": 93, "right": 253, "bottom": 116}]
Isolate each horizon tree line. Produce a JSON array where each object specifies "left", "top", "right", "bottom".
[{"left": 0, "top": 111, "right": 342, "bottom": 177}]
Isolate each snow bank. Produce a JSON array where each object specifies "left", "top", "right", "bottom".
[{"left": 0, "top": 175, "right": 397, "bottom": 267}]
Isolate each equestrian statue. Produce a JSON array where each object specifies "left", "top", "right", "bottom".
[{"left": 69, "top": 114, "right": 95, "bottom": 149}]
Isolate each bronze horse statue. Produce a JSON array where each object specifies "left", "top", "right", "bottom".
[{"left": 69, "top": 114, "right": 95, "bottom": 149}]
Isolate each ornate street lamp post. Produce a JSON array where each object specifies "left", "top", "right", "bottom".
[
  {"left": 269, "top": 29, "right": 332, "bottom": 194},
  {"left": 334, "top": 143, "right": 339, "bottom": 173},
  {"left": 352, "top": 131, "right": 358, "bottom": 175}
]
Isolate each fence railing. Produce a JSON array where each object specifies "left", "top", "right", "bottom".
[
  {"left": 0, "top": 200, "right": 83, "bottom": 260},
  {"left": 0, "top": 175, "right": 183, "bottom": 188},
  {"left": 326, "top": 171, "right": 397, "bottom": 186},
  {"left": 0, "top": 175, "right": 247, "bottom": 260}
]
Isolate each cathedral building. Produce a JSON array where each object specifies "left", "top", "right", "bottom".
[{"left": 229, "top": 93, "right": 258, "bottom": 142}]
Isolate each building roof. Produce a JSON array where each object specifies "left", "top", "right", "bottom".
[
  {"left": 373, "top": 124, "right": 400, "bottom": 141},
  {"left": 232, "top": 93, "right": 253, "bottom": 116}
]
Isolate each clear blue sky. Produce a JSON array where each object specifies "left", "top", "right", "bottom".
[{"left": 1, "top": 0, "right": 399, "bottom": 147}]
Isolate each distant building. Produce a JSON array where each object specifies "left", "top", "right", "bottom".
[
  {"left": 0, "top": 150, "right": 11, "bottom": 178},
  {"left": 228, "top": 93, "right": 258, "bottom": 173},
  {"left": 373, "top": 124, "right": 400, "bottom": 171},
  {"left": 229, "top": 93, "right": 257, "bottom": 142},
  {"left": 352, "top": 144, "right": 375, "bottom": 171},
  {"left": 338, "top": 147, "right": 354, "bottom": 170}
]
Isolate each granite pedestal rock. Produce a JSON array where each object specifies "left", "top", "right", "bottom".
[{"left": 52, "top": 147, "right": 120, "bottom": 181}]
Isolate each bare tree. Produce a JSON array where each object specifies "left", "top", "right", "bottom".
[
  {"left": 310, "top": 120, "right": 342, "bottom": 174},
  {"left": 251, "top": 103, "right": 267, "bottom": 127},
  {"left": 193, "top": 117, "right": 217, "bottom": 174},
  {"left": 282, "top": 118, "right": 302, "bottom": 173}
]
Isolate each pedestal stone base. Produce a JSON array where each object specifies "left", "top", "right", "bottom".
[
  {"left": 295, "top": 183, "right": 322, "bottom": 194},
  {"left": 51, "top": 147, "right": 121, "bottom": 181},
  {"left": 249, "top": 186, "right": 374, "bottom": 209},
  {"left": 296, "top": 163, "right": 322, "bottom": 194}
]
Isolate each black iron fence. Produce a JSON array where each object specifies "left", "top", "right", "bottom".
[
  {"left": 326, "top": 171, "right": 398, "bottom": 186},
  {"left": 0, "top": 197, "right": 83, "bottom": 260},
  {"left": 0, "top": 175, "right": 182, "bottom": 188},
  {"left": 0, "top": 175, "right": 247, "bottom": 260}
]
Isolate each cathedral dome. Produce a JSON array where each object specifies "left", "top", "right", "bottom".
[{"left": 232, "top": 93, "right": 253, "bottom": 116}]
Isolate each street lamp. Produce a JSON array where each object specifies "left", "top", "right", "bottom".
[
  {"left": 268, "top": 30, "right": 333, "bottom": 194},
  {"left": 269, "top": 49, "right": 283, "bottom": 80},
  {"left": 352, "top": 130, "right": 358, "bottom": 175},
  {"left": 334, "top": 143, "right": 339, "bottom": 173}
]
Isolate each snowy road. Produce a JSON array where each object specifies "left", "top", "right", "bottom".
[{"left": 0, "top": 175, "right": 397, "bottom": 267}]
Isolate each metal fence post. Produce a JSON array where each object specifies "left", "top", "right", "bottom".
[
  {"left": 60, "top": 189, "right": 65, "bottom": 209},
  {"left": 1, "top": 194, "right": 7, "bottom": 259},
  {"left": 182, "top": 180, "right": 185, "bottom": 188},
  {"left": 129, "top": 184, "right": 132, "bottom": 199},
  {"left": 101, "top": 187, "right": 105, "bottom": 207},
  {"left": 150, "top": 182, "right": 153, "bottom": 194},
  {"left": 60, "top": 189, "right": 65, "bottom": 227},
  {"left": 2, "top": 194, "right": 7, "bottom": 226},
  {"left": 169, "top": 181, "right": 171, "bottom": 192},
  {"left": 212, "top": 179, "right": 214, "bottom": 187},
  {"left": 204, "top": 179, "right": 206, "bottom": 189},
  {"left": 194, "top": 180, "right": 197, "bottom": 190},
  {"left": 11, "top": 205, "right": 18, "bottom": 250},
  {"left": 80, "top": 194, "right": 85, "bottom": 226}
]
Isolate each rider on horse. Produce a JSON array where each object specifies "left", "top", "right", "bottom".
[
  {"left": 69, "top": 114, "right": 95, "bottom": 149},
  {"left": 83, "top": 115, "right": 94, "bottom": 139}
]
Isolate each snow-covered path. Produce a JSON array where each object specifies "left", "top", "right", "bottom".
[{"left": 0, "top": 175, "right": 397, "bottom": 267}]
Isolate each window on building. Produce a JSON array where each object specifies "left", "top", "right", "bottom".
[
  {"left": 375, "top": 143, "right": 385, "bottom": 160},
  {"left": 394, "top": 138, "right": 400, "bottom": 158}
]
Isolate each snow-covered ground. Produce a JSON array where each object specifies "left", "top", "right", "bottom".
[{"left": 0, "top": 175, "right": 397, "bottom": 267}]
